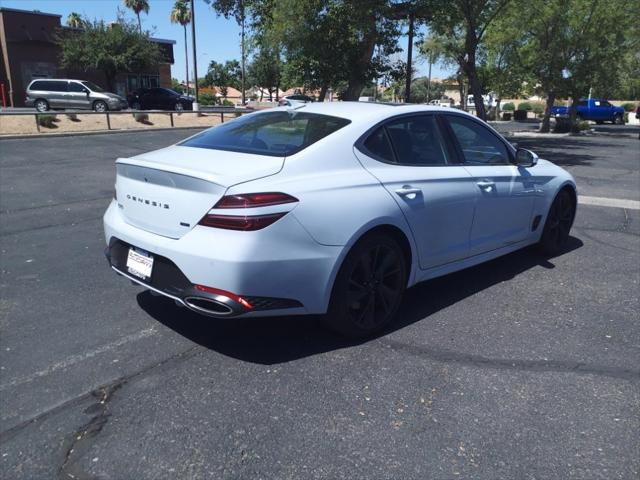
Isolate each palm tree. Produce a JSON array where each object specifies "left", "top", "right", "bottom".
[
  {"left": 123, "top": 0, "right": 149, "bottom": 33},
  {"left": 170, "top": 1, "right": 191, "bottom": 97},
  {"left": 66, "top": 12, "right": 84, "bottom": 29},
  {"left": 419, "top": 34, "right": 446, "bottom": 102}
]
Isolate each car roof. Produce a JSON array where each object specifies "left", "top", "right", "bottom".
[
  {"left": 281, "top": 101, "right": 476, "bottom": 124},
  {"left": 29, "top": 79, "right": 87, "bottom": 83}
]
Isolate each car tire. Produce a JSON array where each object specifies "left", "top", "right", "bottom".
[
  {"left": 93, "top": 101, "right": 108, "bottom": 112},
  {"left": 131, "top": 101, "right": 141, "bottom": 110},
  {"left": 539, "top": 189, "right": 576, "bottom": 256},
  {"left": 175, "top": 102, "right": 184, "bottom": 112},
  {"left": 34, "top": 99, "right": 49, "bottom": 112},
  {"left": 323, "top": 232, "right": 407, "bottom": 338},
  {"left": 614, "top": 114, "right": 624, "bottom": 125},
  {"left": 595, "top": 120, "right": 604, "bottom": 124}
]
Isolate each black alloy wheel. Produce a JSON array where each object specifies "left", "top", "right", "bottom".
[
  {"left": 325, "top": 233, "right": 406, "bottom": 338},
  {"left": 539, "top": 189, "right": 575, "bottom": 255}
]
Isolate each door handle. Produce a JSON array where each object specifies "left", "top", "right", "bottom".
[
  {"left": 395, "top": 185, "right": 421, "bottom": 198},
  {"left": 476, "top": 180, "right": 495, "bottom": 192}
]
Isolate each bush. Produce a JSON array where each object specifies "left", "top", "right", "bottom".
[
  {"left": 37, "top": 114, "right": 57, "bottom": 128},
  {"left": 577, "top": 120, "right": 591, "bottom": 131},
  {"left": 518, "top": 101, "right": 533, "bottom": 111},
  {"left": 132, "top": 112, "right": 150, "bottom": 124},
  {"left": 623, "top": 112, "right": 629, "bottom": 123},
  {"left": 532, "top": 103, "right": 544, "bottom": 115},
  {"left": 222, "top": 99, "right": 235, "bottom": 107},
  {"left": 502, "top": 102, "right": 515, "bottom": 111},
  {"left": 621, "top": 102, "right": 636, "bottom": 112},
  {"left": 198, "top": 92, "right": 217, "bottom": 106}
]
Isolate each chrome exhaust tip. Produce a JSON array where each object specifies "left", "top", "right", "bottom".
[{"left": 183, "top": 296, "right": 237, "bottom": 316}]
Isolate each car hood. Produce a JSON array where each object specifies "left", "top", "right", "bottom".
[{"left": 103, "top": 92, "right": 127, "bottom": 102}]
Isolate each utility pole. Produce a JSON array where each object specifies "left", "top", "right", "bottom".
[
  {"left": 240, "top": 0, "right": 246, "bottom": 105},
  {"left": 405, "top": 11, "right": 414, "bottom": 103},
  {"left": 190, "top": 0, "right": 199, "bottom": 110}
]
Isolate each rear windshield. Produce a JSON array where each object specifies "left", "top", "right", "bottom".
[{"left": 180, "top": 111, "right": 350, "bottom": 157}]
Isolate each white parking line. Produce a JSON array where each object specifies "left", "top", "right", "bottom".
[
  {"left": 578, "top": 196, "right": 640, "bottom": 210},
  {"left": 0, "top": 328, "right": 157, "bottom": 391}
]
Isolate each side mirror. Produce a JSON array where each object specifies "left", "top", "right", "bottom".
[{"left": 515, "top": 148, "right": 538, "bottom": 167}]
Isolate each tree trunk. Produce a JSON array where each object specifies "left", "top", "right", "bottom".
[
  {"left": 496, "top": 97, "right": 502, "bottom": 121},
  {"left": 405, "top": 12, "right": 415, "bottom": 103},
  {"left": 137, "top": 13, "right": 142, "bottom": 33},
  {"left": 318, "top": 82, "right": 329, "bottom": 102},
  {"left": 183, "top": 26, "right": 190, "bottom": 97},
  {"left": 457, "top": 73, "right": 465, "bottom": 109},
  {"left": 343, "top": 16, "right": 377, "bottom": 101},
  {"left": 568, "top": 94, "right": 580, "bottom": 134},
  {"left": 539, "top": 91, "right": 555, "bottom": 133},
  {"left": 463, "top": 59, "right": 486, "bottom": 120}
]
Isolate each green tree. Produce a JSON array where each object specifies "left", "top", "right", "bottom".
[
  {"left": 204, "top": 60, "right": 242, "bottom": 98},
  {"left": 247, "top": 45, "right": 282, "bottom": 101},
  {"left": 57, "top": 16, "right": 161, "bottom": 91},
  {"left": 170, "top": 0, "right": 192, "bottom": 97},
  {"left": 511, "top": 0, "right": 638, "bottom": 132},
  {"left": 429, "top": 0, "right": 510, "bottom": 120},
  {"left": 123, "top": 0, "right": 149, "bottom": 33},
  {"left": 66, "top": 12, "right": 85, "bottom": 29}
]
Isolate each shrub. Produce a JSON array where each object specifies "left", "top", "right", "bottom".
[
  {"left": 623, "top": 112, "right": 629, "bottom": 123},
  {"left": 518, "top": 101, "right": 533, "bottom": 111},
  {"left": 532, "top": 103, "right": 544, "bottom": 115},
  {"left": 621, "top": 102, "right": 636, "bottom": 112},
  {"left": 132, "top": 112, "right": 150, "bottom": 124},
  {"left": 37, "top": 114, "right": 57, "bottom": 128},
  {"left": 222, "top": 99, "right": 235, "bottom": 107},
  {"left": 502, "top": 102, "right": 515, "bottom": 111},
  {"left": 577, "top": 120, "right": 591, "bottom": 131},
  {"left": 198, "top": 92, "right": 217, "bottom": 106}
]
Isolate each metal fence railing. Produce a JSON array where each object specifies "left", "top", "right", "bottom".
[{"left": 0, "top": 108, "right": 251, "bottom": 134}]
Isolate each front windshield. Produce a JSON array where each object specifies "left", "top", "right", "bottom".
[
  {"left": 180, "top": 111, "right": 351, "bottom": 157},
  {"left": 81, "top": 81, "right": 106, "bottom": 92}
]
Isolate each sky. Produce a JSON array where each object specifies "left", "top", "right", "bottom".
[{"left": 4, "top": 0, "right": 454, "bottom": 84}]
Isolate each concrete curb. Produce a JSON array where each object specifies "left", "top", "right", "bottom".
[{"left": 0, "top": 126, "right": 207, "bottom": 141}]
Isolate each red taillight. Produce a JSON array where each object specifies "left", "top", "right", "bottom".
[
  {"left": 194, "top": 284, "right": 253, "bottom": 310},
  {"left": 214, "top": 192, "right": 298, "bottom": 209},
  {"left": 199, "top": 192, "right": 297, "bottom": 230},
  {"left": 199, "top": 212, "right": 286, "bottom": 231}
]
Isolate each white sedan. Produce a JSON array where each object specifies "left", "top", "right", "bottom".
[{"left": 104, "top": 103, "right": 576, "bottom": 337}]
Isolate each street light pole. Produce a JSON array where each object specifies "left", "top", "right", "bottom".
[
  {"left": 405, "top": 11, "right": 414, "bottom": 103},
  {"left": 190, "top": 0, "right": 199, "bottom": 111},
  {"left": 240, "top": 0, "right": 246, "bottom": 105}
]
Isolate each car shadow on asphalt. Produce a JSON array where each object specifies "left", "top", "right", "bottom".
[{"left": 138, "top": 237, "right": 584, "bottom": 365}]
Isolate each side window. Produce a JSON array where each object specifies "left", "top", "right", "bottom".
[
  {"left": 68, "top": 82, "right": 86, "bottom": 93},
  {"left": 446, "top": 115, "right": 510, "bottom": 165},
  {"left": 386, "top": 115, "right": 449, "bottom": 166},
  {"left": 30, "top": 81, "right": 46, "bottom": 90},
  {"left": 577, "top": 100, "right": 588, "bottom": 107},
  {"left": 362, "top": 127, "right": 395, "bottom": 162}
]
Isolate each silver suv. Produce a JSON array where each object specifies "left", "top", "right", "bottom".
[{"left": 25, "top": 79, "right": 128, "bottom": 112}]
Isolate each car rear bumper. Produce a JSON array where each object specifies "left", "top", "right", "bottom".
[{"left": 103, "top": 200, "right": 343, "bottom": 317}]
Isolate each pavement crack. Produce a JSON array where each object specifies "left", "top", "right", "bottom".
[
  {"left": 58, "top": 382, "right": 123, "bottom": 480},
  {"left": 379, "top": 339, "right": 640, "bottom": 381}
]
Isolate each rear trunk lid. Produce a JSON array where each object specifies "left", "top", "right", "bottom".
[{"left": 115, "top": 145, "right": 284, "bottom": 239}]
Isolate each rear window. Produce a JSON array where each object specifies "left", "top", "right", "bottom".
[
  {"left": 180, "top": 111, "right": 351, "bottom": 157},
  {"left": 30, "top": 80, "right": 68, "bottom": 92}
]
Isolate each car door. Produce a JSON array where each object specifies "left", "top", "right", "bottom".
[
  {"left": 443, "top": 113, "right": 537, "bottom": 255},
  {"left": 43, "top": 80, "right": 68, "bottom": 108},
  {"left": 354, "top": 114, "right": 477, "bottom": 270},
  {"left": 67, "top": 81, "right": 91, "bottom": 110}
]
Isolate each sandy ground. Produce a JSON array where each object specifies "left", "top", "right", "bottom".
[{"left": 0, "top": 111, "right": 238, "bottom": 136}]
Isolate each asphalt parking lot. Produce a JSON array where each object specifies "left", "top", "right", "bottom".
[{"left": 1, "top": 127, "right": 638, "bottom": 479}]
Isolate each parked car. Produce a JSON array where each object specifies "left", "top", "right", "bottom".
[
  {"left": 25, "top": 79, "right": 128, "bottom": 112},
  {"left": 127, "top": 88, "right": 194, "bottom": 111},
  {"left": 551, "top": 98, "right": 625, "bottom": 124},
  {"left": 278, "top": 94, "right": 315, "bottom": 107},
  {"left": 104, "top": 103, "right": 576, "bottom": 338}
]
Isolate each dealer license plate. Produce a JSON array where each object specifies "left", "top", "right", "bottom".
[{"left": 126, "top": 247, "right": 154, "bottom": 280}]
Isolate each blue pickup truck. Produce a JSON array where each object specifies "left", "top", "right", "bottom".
[{"left": 552, "top": 98, "right": 625, "bottom": 124}]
